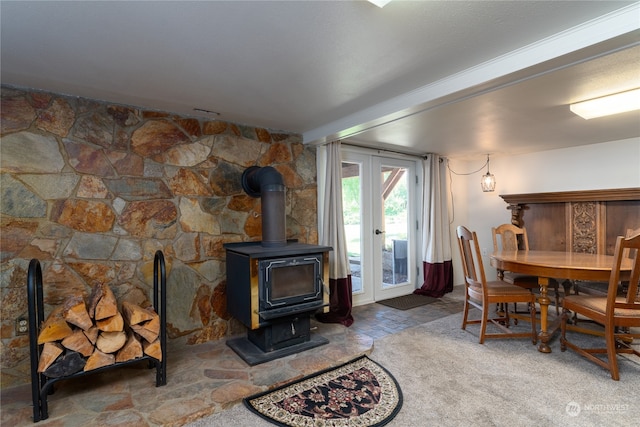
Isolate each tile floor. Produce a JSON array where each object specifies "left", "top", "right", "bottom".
[{"left": 1, "top": 287, "right": 465, "bottom": 427}]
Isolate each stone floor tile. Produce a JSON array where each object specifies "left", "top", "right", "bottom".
[{"left": 0, "top": 287, "right": 464, "bottom": 426}]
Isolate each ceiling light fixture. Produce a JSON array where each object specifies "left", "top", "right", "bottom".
[
  {"left": 481, "top": 154, "right": 496, "bottom": 192},
  {"left": 569, "top": 88, "right": 640, "bottom": 120},
  {"left": 367, "top": 0, "right": 392, "bottom": 7}
]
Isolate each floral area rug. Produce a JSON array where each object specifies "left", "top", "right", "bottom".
[{"left": 243, "top": 355, "right": 402, "bottom": 427}]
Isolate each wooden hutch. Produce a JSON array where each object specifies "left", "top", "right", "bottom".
[{"left": 500, "top": 188, "right": 640, "bottom": 255}]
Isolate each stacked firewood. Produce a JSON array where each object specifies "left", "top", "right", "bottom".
[{"left": 36, "top": 283, "right": 161, "bottom": 378}]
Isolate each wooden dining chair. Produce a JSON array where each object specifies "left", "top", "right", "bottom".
[
  {"left": 560, "top": 231, "right": 640, "bottom": 380},
  {"left": 457, "top": 226, "right": 537, "bottom": 344},
  {"left": 573, "top": 227, "right": 640, "bottom": 297},
  {"left": 492, "top": 224, "right": 538, "bottom": 287},
  {"left": 492, "top": 223, "right": 561, "bottom": 315}
]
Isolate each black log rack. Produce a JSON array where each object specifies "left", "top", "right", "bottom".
[{"left": 27, "top": 251, "right": 167, "bottom": 422}]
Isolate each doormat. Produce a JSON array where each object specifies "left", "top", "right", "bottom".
[
  {"left": 377, "top": 293, "right": 439, "bottom": 310},
  {"left": 244, "top": 355, "right": 402, "bottom": 427}
]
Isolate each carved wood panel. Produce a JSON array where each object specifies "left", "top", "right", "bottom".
[{"left": 568, "top": 201, "right": 604, "bottom": 254}]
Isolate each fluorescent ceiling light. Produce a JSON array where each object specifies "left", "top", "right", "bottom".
[
  {"left": 368, "top": 0, "right": 392, "bottom": 7},
  {"left": 570, "top": 88, "right": 640, "bottom": 119}
]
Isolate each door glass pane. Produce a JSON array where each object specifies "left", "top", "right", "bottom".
[
  {"left": 342, "top": 161, "right": 363, "bottom": 293},
  {"left": 381, "top": 166, "right": 409, "bottom": 287}
]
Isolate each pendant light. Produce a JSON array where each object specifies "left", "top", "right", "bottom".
[{"left": 481, "top": 155, "right": 496, "bottom": 192}]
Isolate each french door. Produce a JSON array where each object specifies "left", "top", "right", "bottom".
[{"left": 341, "top": 150, "right": 418, "bottom": 306}]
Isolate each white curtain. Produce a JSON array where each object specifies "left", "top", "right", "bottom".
[
  {"left": 318, "top": 141, "right": 351, "bottom": 278},
  {"left": 414, "top": 154, "right": 453, "bottom": 297},
  {"left": 315, "top": 141, "right": 354, "bottom": 326}
]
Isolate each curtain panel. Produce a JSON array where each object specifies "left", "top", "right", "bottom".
[
  {"left": 315, "top": 141, "right": 354, "bottom": 327},
  {"left": 414, "top": 155, "right": 453, "bottom": 297}
]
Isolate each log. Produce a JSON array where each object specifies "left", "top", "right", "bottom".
[
  {"left": 37, "top": 306, "right": 73, "bottom": 344},
  {"left": 84, "top": 325, "right": 99, "bottom": 345},
  {"left": 84, "top": 349, "right": 115, "bottom": 371},
  {"left": 143, "top": 338, "right": 162, "bottom": 361},
  {"left": 96, "top": 311, "right": 124, "bottom": 332},
  {"left": 131, "top": 323, "right": 158, "bottom": 343},
  {"left": 43, "top": 351, "right": 85, "bottom": 378},
  {"left": 127, "top": 307, "right": 160, "bottom": 342},
  {"left": 95, "top": 330, "right": 127, "bottom": 353},
  {"left": 115, "top": 333, "right": 143, "bottom": 363},
  {"left": 37, "top": 342, "right": 64, "bottom": 373},
  {"left": 87, "top": 282, "right": 103, "bottom": 318},
  {"left": 122, "top": 301, "right": 154, "bottom": 325},
  {"left": 95, "top": 287, "right": 118, "bottom": 320},
  {"left": 142, "top": 311, "right": 160, "bottom": 335},
  {"left": 61, "top": 329, "right": 94, "bottom": 357},
  {"left": 88, "top": 283, "right": 118, "bottom": 320},
  {"left": 61, "top": 294, "right": 92, "bottom": 331}
]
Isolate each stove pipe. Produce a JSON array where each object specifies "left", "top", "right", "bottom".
[{"left": 241, "top": 166, "right": 286, "bottom": 247}]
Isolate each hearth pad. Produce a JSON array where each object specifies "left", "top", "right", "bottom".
[{"left": 226, "top": 334, "right": 329, "bottom": 366}]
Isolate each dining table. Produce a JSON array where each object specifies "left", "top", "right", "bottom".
[{"left": 490, "top": 250, "right": 633, "bottom": 353}]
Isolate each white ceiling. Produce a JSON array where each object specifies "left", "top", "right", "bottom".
[{"left": 2, "top": 1, "right": 639, "bottom": 160}]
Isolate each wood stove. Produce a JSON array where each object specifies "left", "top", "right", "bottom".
[
  {"left": 224, "top": 166, "right": 332, "bottom": 365},
  {"left": 225, "top": 241, "right": 331, "bottom": 364}
]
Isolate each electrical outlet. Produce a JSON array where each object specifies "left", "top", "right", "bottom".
[{"left": 16, "top": 317, "right": 28, "bottom": 335}]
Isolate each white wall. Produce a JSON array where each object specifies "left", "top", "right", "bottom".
[{"left": 447, "top": 137, "right": 640, "bottom": 286}]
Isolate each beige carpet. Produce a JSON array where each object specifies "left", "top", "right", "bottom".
[{"left": 186, "top": 312, "right": 640, "bottom": 426}]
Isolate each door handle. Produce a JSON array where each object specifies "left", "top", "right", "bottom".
[{"left": 375, "top": 229, "right": 385, "bottom": 235}]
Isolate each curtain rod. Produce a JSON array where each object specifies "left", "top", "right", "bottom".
[{"left": 340, "top": 141, "right": 429, "bottom": 160}]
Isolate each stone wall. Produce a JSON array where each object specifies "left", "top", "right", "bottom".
[{"left": 0, "top": 86, "right": 318, "bottom": 388}]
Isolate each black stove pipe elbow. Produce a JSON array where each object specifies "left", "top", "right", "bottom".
[
  {"left": 241, "top": 166, "right": 286, "bottom": 247},
  {"left": 242, "top": 166, "right": 284, "bottom": 196}
]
